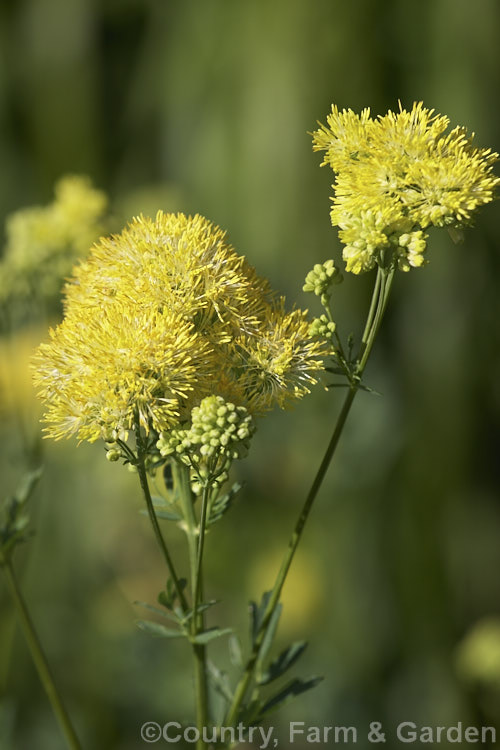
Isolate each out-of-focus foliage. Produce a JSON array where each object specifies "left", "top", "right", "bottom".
[
  {"left": 0, "top": 175, "right": 108, "bottom": 328},
  {"left": 1, "top": 1, "right": 500, "bottom": 749}
]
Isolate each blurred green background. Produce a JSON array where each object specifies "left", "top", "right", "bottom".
[{"left": 1, "top": 1, "right": 500, "bottom": 748}]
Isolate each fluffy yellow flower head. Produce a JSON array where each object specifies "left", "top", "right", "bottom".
[
  {"left": 313, "top": 102, "right": 499, "bottom": 273},
  {"left": 33, "top": 212, "right": 324, "bottom": 443}
]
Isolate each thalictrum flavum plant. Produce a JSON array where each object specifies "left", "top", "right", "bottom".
[{"left": 9, "top": 102, "right": 497, "bottom": 749}]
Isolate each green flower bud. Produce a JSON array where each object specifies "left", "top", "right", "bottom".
[
  {"left": 157, "top": 429, "right": 188, "bottom": 457},
  {"left": 190, "top": 395, "right": 255, "bottom": 460},
  {"left": 303, "top": 259, "right": 343, "bottom": 297},
  {"left": 309, "top": 314, "right": 337, "bottom": 340},
  {"left": 158, "top": 396, "right": 255, "bottom": 492}
]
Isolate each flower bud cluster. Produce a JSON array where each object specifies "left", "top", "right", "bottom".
[
  {"left": 190, "top": 396, "right": 255, "bottom": 458},
  {"left": 157, "top": 395, "right": 255, "bottom": 492},
  {"left": 309, "top": 315, "right": 337, "bottom": 341},
  {"left": 391, "top": 230, "right": 427, "bottom": 272},
  {"left": 303, "top": 260, "right": 342, "bottom": 299}
]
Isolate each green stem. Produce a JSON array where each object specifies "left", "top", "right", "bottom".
[
  {"left": 358, "top": 266, "right": 394, "bottom": 372},
  {"left": 2, "top": 560, "right": 82, "bottom": 750},
  {"left": 193, "top": 483, "right": 210, "bottom": 618},
  {"left": 360, "top": 264, "right": 382, "bottom": 350},
  {"left": 134, "top": 422, "right": 189, "bottom": 613},
  {"left": 193, "top": 484, "right": 211, "bottom": 749},
  {"left": 224, "top": 265, "right": 395, "bottom": 728},
  {"left": 175, "top": 463, "right": 209, "bottom": 750}
]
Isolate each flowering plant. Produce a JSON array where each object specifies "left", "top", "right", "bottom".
[{"left": 1, "top": 103, "right": 498, "bottom": 749}]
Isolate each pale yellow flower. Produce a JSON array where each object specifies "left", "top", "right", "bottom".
[
  {"left": 33, "top": 306, "right": 212, "bottom": 442},
  {"left": 228, "top": 304, "right": 323, "bottom": 412},
  {"left": 33, "top": 213, "right": 324, "bottom": 445},
  {"left": 64, "top": 212, "right": 271, "bottom": 335},
  {"left": 313, "top": 103, "right": 499, "bottom": 273}
]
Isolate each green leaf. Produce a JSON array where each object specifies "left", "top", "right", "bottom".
[
  {"left": 150, "top": 495, "right": 168, "bottom": 507},
  {"left": 258, "top": 641, "right": 308, "bottom": 685},
  {"left": 159, "top": 578, "right": 188, "bottom": 610},
  {"left": 250, "top": 590, "right": 273, "bottom": 643},
  {"left": 191, "top": 627, "right": 233, "bottom": 645},
  {"left": 139, "top": 496, "right": 182, "bottom": 522},
  {"left": 237, "top": 698, "right": 263, "bottom": 728},
  {"left": 347, "top": 332, "right": 355, "bottom": 357},
  {"left": 158, "top": 590, "right": 171, "bottom": 609},
  {"left": 207, "top": 661, "right": 233, "bottom": 704},
  {"left": 258, "top": 676, "right": 324, "bottom": 719},
  {"left": 208, "top": 482, "right": 242, "bottom": 526},
  {"left": 249, "top": 601, "right": 258, "bottom": 643},
  {"left": 0, "top": 528, "right": 33, "bottom": 561},
  {"left": 154, "top": 509, "right": 183, "bottom": 521},
  {"left": 358, "top": 383, "right": 381, "bottom": 396},
  {"left": 14, "top": 516, "right": 30, "bottom": 533},
  {"left": 136, "top": 620, "right": 186, "bottom": 639},
  {"left": 134, "top": 601, "right": 180, "bottom": 625},
  {"left": 14, "top": 467, "right": 44, "bottom": 505},
  {"left": 229, "top": 635, "right": 244, "bottom": 669},
  {"left": 1, "top": 467, "right": 43, "bottom": 561},
  {"left": 139, "top": 506, "right": 182, "bottom": 521},
  {"left": 182, "top": 600, "right": 219, "bottom": 623},
  {"left": 255, "top": 603, "right": 282, "bottom": 683}
]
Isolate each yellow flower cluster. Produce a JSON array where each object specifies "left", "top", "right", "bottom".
[
  {"left": 312, "top": 102, "right": 499, "bottom": 273},
  {"left": 0, "top": 175, "right": 108, "bottom": 309},
  {"left": 33, "top": 212, "right": 324, "bottom": 443}
]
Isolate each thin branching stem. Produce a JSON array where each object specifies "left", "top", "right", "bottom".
[
  {"left": 224, "top": 265, "right": 395, "bottom": 728},
  {"left": 134, "top": 420, "right": 189, "bottom": 613},
  {"left": 193, "top": 483, "right": 210, "bottom": 619},
  {"left": 174, "top": 462, "right": 209, "bottom": 749},
  {"left": 2, "top": 560, "right": 82, "bottom": 750}
]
